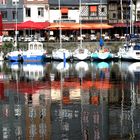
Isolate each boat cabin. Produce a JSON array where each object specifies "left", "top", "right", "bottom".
[
  {"left": 133, "top": 44, "right": 140, "bottom": 50},
  {"left": 28, "top": 41, "right": 44, "bottom": 51}
]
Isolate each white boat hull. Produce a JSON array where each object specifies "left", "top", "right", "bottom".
[
  {"left": 72, "top": 48, "right": 91, "bottom": 61},
  {"left": 52, "top": 48, "right": 72, "bottom": 60},
  {"left": 118, "top": 46, "right": 140, "bottom": 61}
]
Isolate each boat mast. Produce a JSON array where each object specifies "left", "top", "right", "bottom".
[
  {"left": 15, "top": 0, "right": 18, "bottom": 48},
  {"left": 100, "top": 0, "right": 102, "bottom": 37},
  {"left": 58, "top": 0, "right": 62, "bottom": 48},
  {"left": 130, "top": 0, "right": 134, "bottom": 35},
  {"left": 120, "top": 0, "right": 124, "bottom": 23},
  {"left": 79, "top": 0, "right": 82, "bottom": 48}
]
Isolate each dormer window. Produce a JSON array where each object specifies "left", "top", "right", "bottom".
[{"left": 12, "top": 0, "right": 19, "bottom": 5}]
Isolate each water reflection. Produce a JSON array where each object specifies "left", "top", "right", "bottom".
[{"left": 0, "top": 61, "right": 140, "bottom": 139}]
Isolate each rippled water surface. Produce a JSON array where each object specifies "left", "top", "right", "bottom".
[{"left": 0, "top": 60, "right": 140, "bottom": 140}]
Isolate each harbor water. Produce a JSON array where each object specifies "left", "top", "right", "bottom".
[{"left": 0, "top": 60, "right": 140, "bottom": 140}]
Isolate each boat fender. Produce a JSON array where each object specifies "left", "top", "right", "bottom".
[{"left": 104, "top": 48, "right": 108, "bottom": 52}]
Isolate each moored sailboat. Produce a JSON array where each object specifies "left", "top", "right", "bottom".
[
  {"left": 90, "top": 0, "right": 114, "bottom": 61},
  {"left": 51, "top": 0, "right": 72, "bottom": 61},
  {"left": 117, "top": 0, "right": 140, "bottom": 61},
  {"left": 72, "top": 0, "right": 91, "bottom": 61}
]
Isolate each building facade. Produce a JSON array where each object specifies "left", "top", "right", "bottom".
[
  {"left": 0, "top": 0, "right": 139, "bottom": 32},
  {"left": 108, "top": 0, "right": 136, "bottom": 24},
  {"left": 23, "top": 0, "right": 49, "bottom": 22},
  {"left": 48, "top": 0, "right": 79, "bottom": 23},
  {"left": 81, "top": 0, "right": 108, "bottom": 23},
  {"left": 0, "top": 0, "right": 23, "bottom": 23}
]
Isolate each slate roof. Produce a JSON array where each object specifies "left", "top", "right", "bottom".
[{"left": 48, "top": 0, "right": 107, "bottom": 6}]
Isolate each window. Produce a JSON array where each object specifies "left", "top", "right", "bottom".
[
  {"left": 12, "top": 11, "right": 18, "bottom": 20},
  {"left": 98, "top": 5, "right": 107, "bottom": 17},
  {"left": 1, "top": 11, "right": 7, "bottom": 19},
  {"left": 61, "top": 13, "right": 68, "bottom": 19},
  {"left": 137, "top": 11, "right": 140, "bottom": 20},
  {"left": 113, "top": 13, "right": 116, "bottom": 19},
  {"left": 90, "top": 6, "right": 97, "bottom": 16},
  {"left": 0, "top": 0, "right": 7, "bottom": 4},
  {"left": 26, "top": 8, "right": 31, "bottom": 17},
  {"left": 101, "top": 7, "right": 105, "bottom": 13},
  {"left": 38, "top": 7, "right": 44, "bottom": 17}
]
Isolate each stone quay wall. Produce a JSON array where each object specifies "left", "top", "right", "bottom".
[{"left": 18, "top": 41, "right": 124, "bottom": 54}]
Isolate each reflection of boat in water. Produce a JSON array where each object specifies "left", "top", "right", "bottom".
[
  {"left": 75, "top": 61, "right": 89, "bottom": 79},
  {"left": 56, "top": 62, "right": 70, "bottom": 72},
  {"left": 128, "top": 62, "right": 140, "bottom": 73},
  {"left": 9, "top": 62, "right": 46, "bottom": 81},
  {"left": 97, "top": 61, "right": 109, "bottom": 69},
  {"left": 22, "top": 62, "right": 46, "bottom": 81},
  {"left": 128, "top": 62, "right": 140, "bottom": 80},
  {"left": 75, "top": 61, "right": 89, "bottom": 72},
  {"left": 91, "top": 61, "right": 110, "bottom": 70}
]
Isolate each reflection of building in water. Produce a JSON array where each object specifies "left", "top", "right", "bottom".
[
  {"left": 81, "top": 85, "right": 109, "bottom": 140},
  {"left": 109, "top": 62, "right": 140, "bottom": 139},
  {"left": 51, "top": 72, "right": 82, "bottom": 140},
  {"left": 51, "top": 100, "right": 81, "bottom": 140},
  {"left": 25, "top": 90, "right": 51, "bottom": 139},
  {"left": 0, "top": 89, "right": 26, "bottom": 139},
  {"left": 0, "top": 79, "right": 52, "bottom": 139}
]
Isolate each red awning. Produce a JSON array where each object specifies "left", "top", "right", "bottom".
[
  {"left": 134, "top": 21, "right": 140, "bottom": 27},
  {"left": 61, "top": 7, "right": 68, "bottom": 14},
  {"left": 17, "top": 20, "right": 50, "bottom": 30},
  {"left": 2, "top": 23, "right": 16, "bottom": 30},
  {"left": 2, "top": 21, "right": 50, "bottom": 30},
  {"left": 90, "top": 6, "right": 97, "bottom": 12},
  {"left": 0, "top": 82, "right": 4, "bottom": 100},
  {"left": 16, "top": 20, "right": 46, "bottom": 30}
]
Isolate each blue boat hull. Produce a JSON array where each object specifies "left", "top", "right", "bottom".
[
  {"left": 22, "top": 55, "right": 46, "bottom": 62},
  {"left": 8, "top": 55, "right": 46, "bottom": 62}
]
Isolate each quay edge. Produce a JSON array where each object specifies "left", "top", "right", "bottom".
[{"left": 17, "top": 41, "right": 125, "bottom": 54}]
